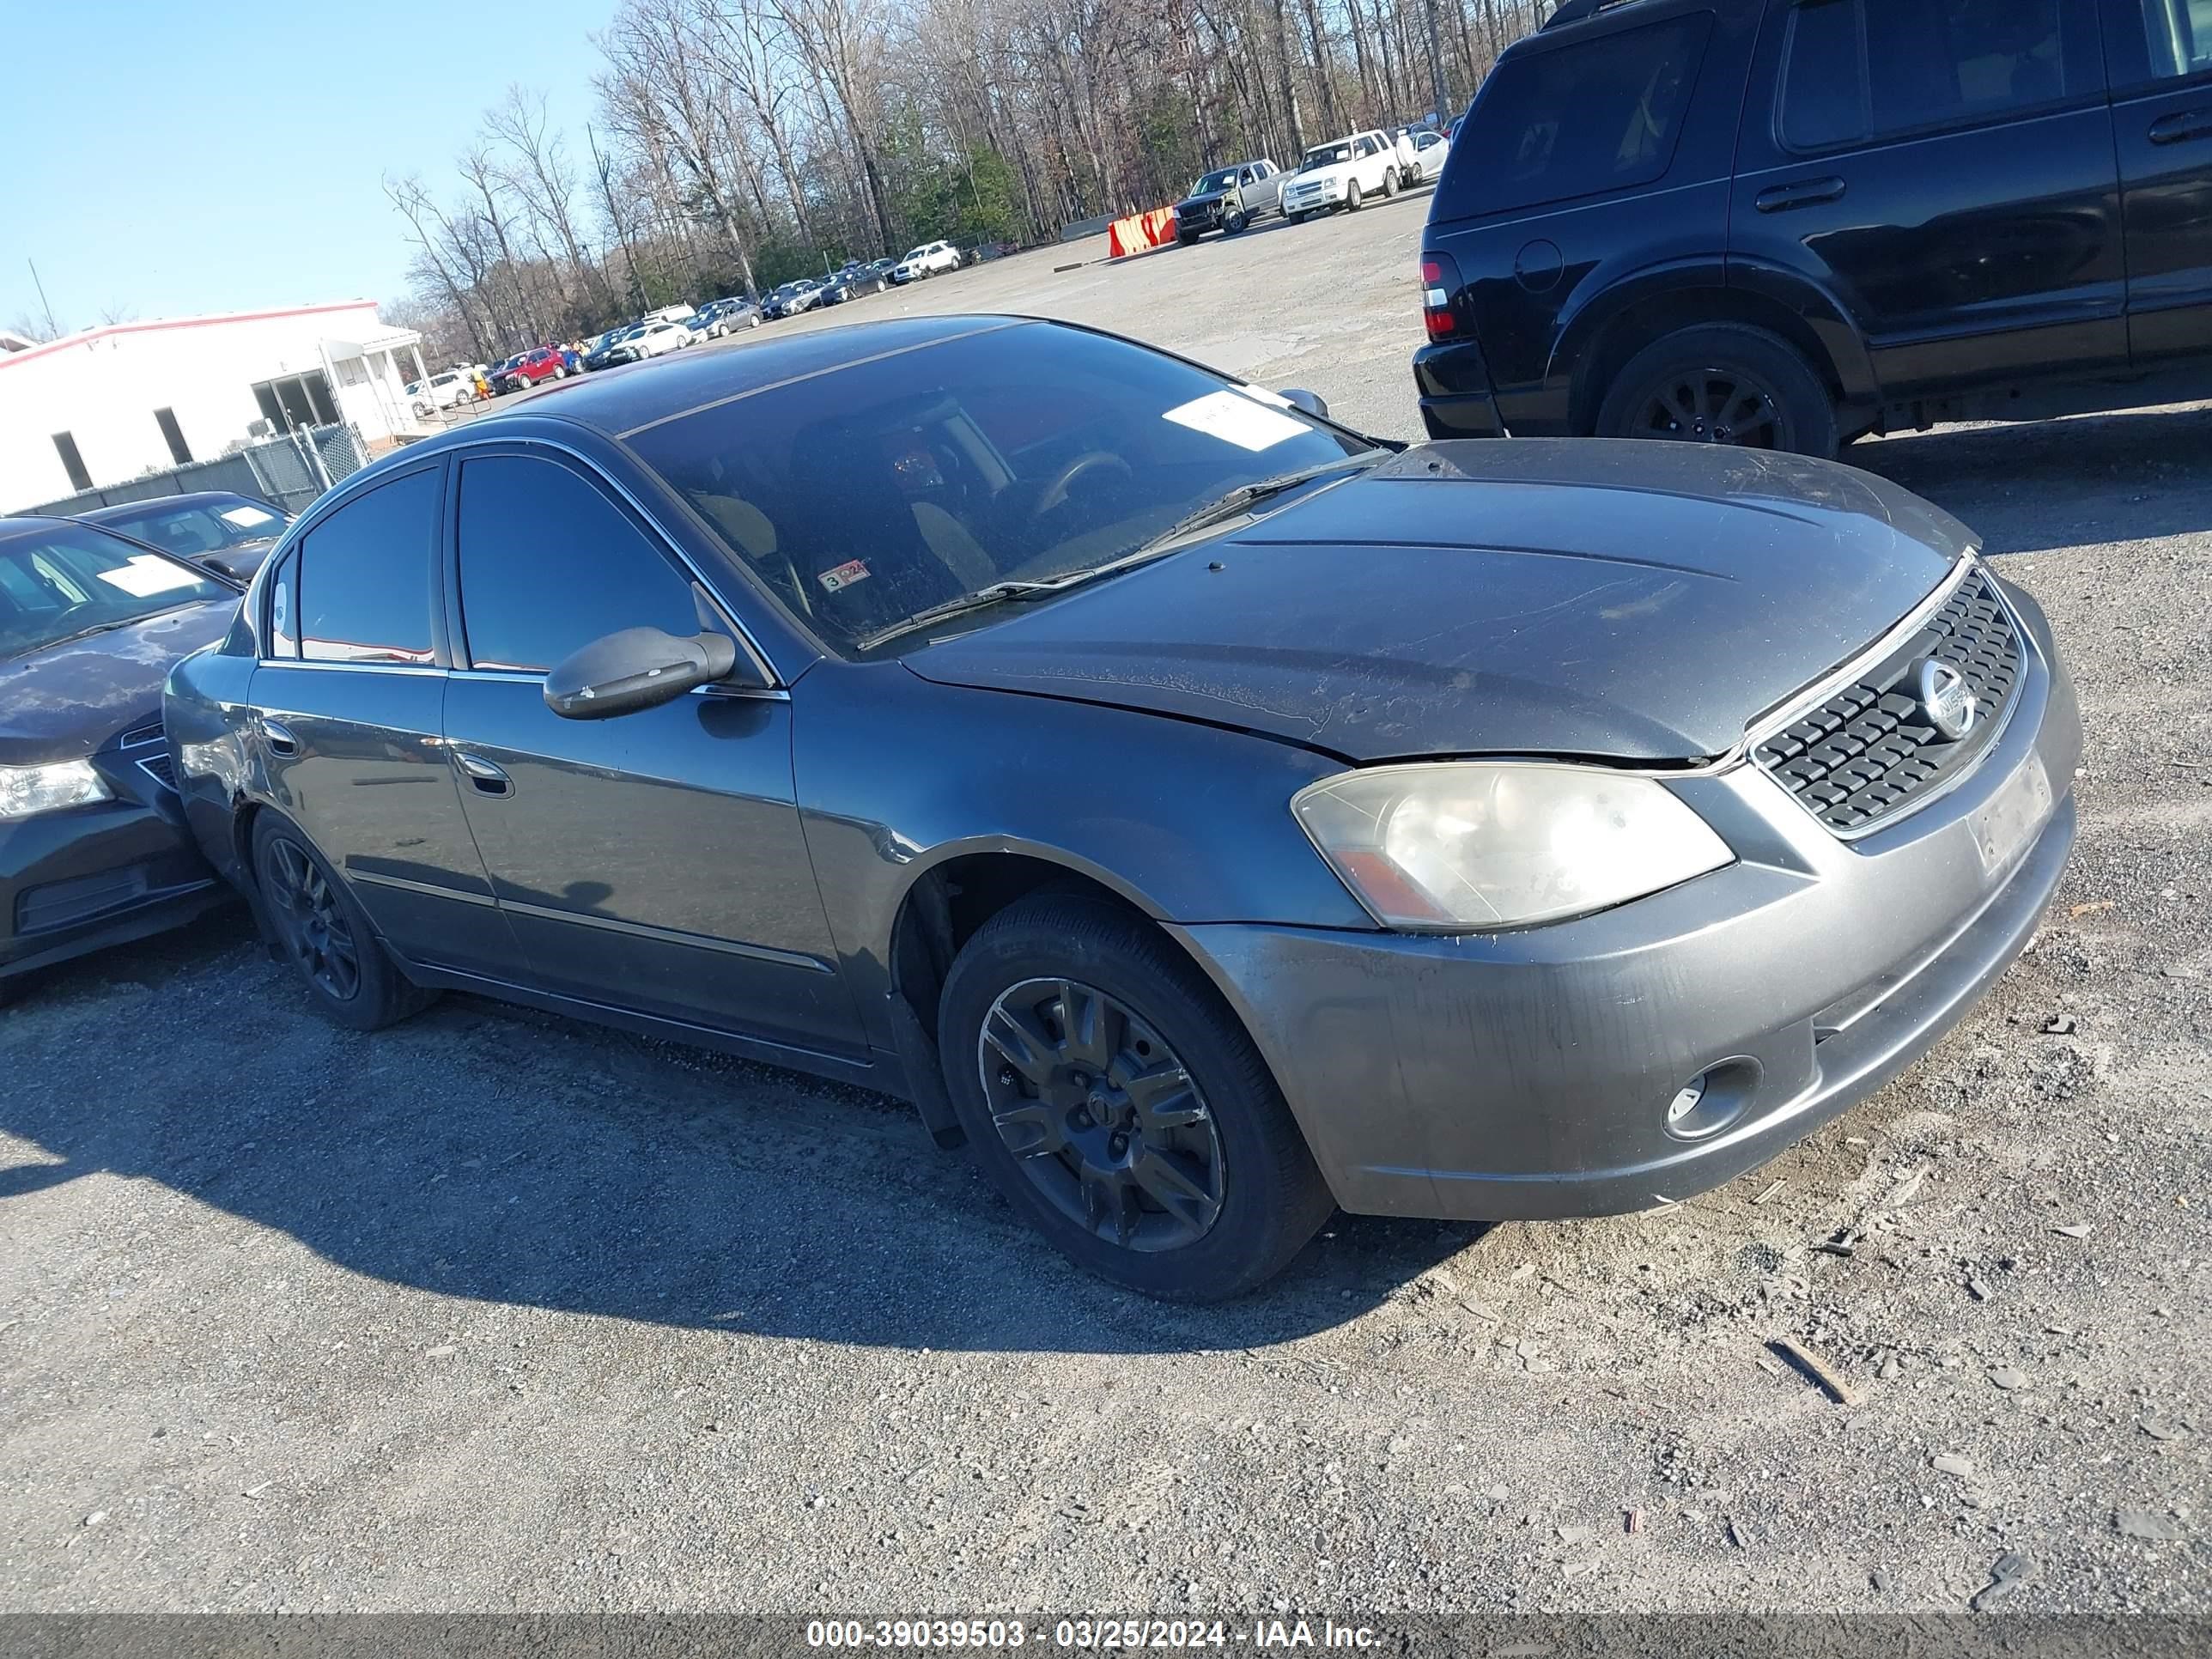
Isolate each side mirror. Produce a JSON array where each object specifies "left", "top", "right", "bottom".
[
  {"left": 543, "top": 627, "right": 739, "bottom": 720},
  {"left": 1279, "top": 387, "right": 1330, "bottom": 420}
]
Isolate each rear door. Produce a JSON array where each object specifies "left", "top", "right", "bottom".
[
  {"left": 250, "top": 463, "right": 520, "bottom": 977},
  {"left": 1730, "top": 0, "right": 2124, "bottom": 404},
  {"left": 438, "top": 443, "right": 866, "bottom": 1057},
  {"left": 2101, "top": 0, "right": 2212, "bottom": 365}
]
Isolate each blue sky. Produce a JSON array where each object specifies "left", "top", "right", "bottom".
[{"left": 3, "top": 0, "right": 611, "bottom": 332}]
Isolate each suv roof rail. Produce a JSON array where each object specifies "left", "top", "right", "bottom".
[{"left": 1541, "top": 0, "right": 1641, "bottom": 28}]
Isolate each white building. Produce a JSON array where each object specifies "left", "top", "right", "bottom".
[{"left": 0, "top": 301, "right": 429, "bottom": 510}]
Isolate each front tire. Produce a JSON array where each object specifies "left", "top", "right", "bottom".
[
  {"left": 938, "top": 893, "right": 1333, "bottom": 1302},
  {"left": 1289, "top": 210, "right": 1307, "bottom": 225},
  {"left": 1345, "top": 180, "right": 1363, "bottom": 211},
  {"left": 1595, "top": 323, "right": 1839, "bottom": 459},
  {"left": 251, "top": 813, "right": 435, "bottom": 1032},
  {"left": 1224, "top": 208, "right": 1249, "bottom": 234}
]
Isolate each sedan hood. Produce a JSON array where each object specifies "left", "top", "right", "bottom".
[
  {"left": 0, "top": 599, "right": 236, "bottom": 767},
  {"left": 906, "top": 441, "right": 1975, "bottom": 763}
]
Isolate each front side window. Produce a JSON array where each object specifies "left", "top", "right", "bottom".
[
  {"left": 0, "top": 524, "right": 228, "bottom": 660},
  {"left": 629, "top": 321, "right": 1372, "bottom": 658},
  {"left": 455, "top": 453, "right": 700, "bottom": 675},
  {"left": 1780, "top": 0, "right": 2077, "bottom": 152},
  {"left": 296, "top": 468, "right": 439, "bottom": 664},
  {"left": 1439, "top": 15, "right": 1711, "bottom": 218},
  {"left": 2141, "top": 0, "right": 2212, "bottom": 76}
]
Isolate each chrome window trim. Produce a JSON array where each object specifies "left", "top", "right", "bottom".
[{"left": 252, "top": 658, "right": 447, "bottom": 677}]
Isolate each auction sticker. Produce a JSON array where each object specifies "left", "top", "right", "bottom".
[
  {"left": 1164, "top": 390, "right": 1309, "bottom": 452},
  {"left": 819, "top": 559, "right": 872, "bottom": 592}
]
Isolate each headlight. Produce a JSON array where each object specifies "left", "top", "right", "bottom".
[
  {"left": 0, "top": 759, "right": 112, "bottom": 821},
  {"left": 1292, "top": 763, "right": 1733, "bottom": 931}
]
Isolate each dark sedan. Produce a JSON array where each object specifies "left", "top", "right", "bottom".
[
  {"left": 78, "top": 490, "right": 293, "bottom": 581},
  {"left": 163, "top": 317, "right": 2079, "bottom": 1300},
  {"left": 2, "top": 520, "right": 240, "bottom": 1001},
  {"left": 761, "top": 281, "right": 822, "bottom": 320}
]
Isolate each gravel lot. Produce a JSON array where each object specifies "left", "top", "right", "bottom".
[{"left": 3, "top": 195, "right": 2207, "bottom": 1617}]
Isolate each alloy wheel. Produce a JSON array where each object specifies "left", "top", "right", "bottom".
[
  {"left": 260, "top": 836, "right": 361, "bottom": 1002},
  {"left": 977, "top": 977, "right": 1224, "bottom": 1252},
  {"left": 1627, "top": 368, "right": 1786, "bottom": 448}
]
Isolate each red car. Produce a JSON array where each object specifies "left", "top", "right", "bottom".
[{"left": 500, "top": 348, "right": 571, "bottom": 392}]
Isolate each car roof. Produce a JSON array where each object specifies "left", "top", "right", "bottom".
[
  {"left": 394, "top": 314, "right": 1030, "bottom": 444},
  {"left": 76, "top": 491, "right": 269, "bottom": 520}
]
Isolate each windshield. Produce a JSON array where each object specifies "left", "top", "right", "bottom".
[
  {"left": 1193, "top": 168, "right": 1239, "bottom": 194},
  {"left": 630, "top": 320, "right": 1371, "bottom": 658},
  {"left": 90, "top": 496, "right": 288, "bottom": 556},
  {"left": 902, "top": 248, "right": 930, "bottom": 263},
  {"left": 1301, "top": 144, "right": 1352, "bottom": 170},
  {"left": 0, "top": 523, "right": 228, "bottom": 659}
]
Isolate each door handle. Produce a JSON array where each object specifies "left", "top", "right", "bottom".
[
  {"left": 2148, "top": 109, "right": 2212, "bottom": 146},
  {"left": 263, "top": 719, "right": 298, "bottom": 757},
  {"left": 454, "top": 752, "right": 514, "bottom": 798},
  {"left": 1754, "top": 176, "right": 1849, "bottom": 213}
]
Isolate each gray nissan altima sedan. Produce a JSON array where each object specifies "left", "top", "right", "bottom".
[{"left": 163, "top": 316, "right": 2080, "bottom": 1300}]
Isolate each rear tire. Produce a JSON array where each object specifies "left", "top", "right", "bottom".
[
  {"left": 937, "top": 893, "right": 1333, "bottom": 1302},
  {"left": 1595, "top": 323, "right": 1839, "bottom": 459},
  {"left": 1380, "top": 169, "right": 1397, "bottom": 198},
  {"left": 250, "top": 813, "right": 435, "bottom": 1032}
]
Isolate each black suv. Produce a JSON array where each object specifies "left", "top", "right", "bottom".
[{"left": 1415, "top": 0, "right": 2212, "bottom": 455}]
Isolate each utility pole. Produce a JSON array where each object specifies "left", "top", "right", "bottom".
[
  {"left": 1420, "top": 0, "right": 1450, "bottom": 126},
  {"left": 27, "top": 258, "right": 59, "bottom": 339}
]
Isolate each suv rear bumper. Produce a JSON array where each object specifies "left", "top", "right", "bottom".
[{"left": 1413, "top": 338, "right": 1507, "bottom": 439}]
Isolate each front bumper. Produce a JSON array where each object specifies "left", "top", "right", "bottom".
[
  {"left": 1, "top": 787, "right": 226, "bottom": 986},
  {"left": 1176, "top": 576, "right": 2081, "bottom": 1220},
  {"left": 1282, "top": 182, "right": 1343, "bottom": 214}
]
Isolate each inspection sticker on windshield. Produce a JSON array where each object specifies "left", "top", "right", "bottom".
[
  {"left": 819, "top": 558, "right": 871, "bottom": 592},
  {"left": 1164, "top": 389, "right": 1309, "bottom": 452},
  {"left": 218, "top": 505, "right": 278, "bottom": 528},
  {"left": 96, "top": 555, "right": 204, "bottom": 598}
]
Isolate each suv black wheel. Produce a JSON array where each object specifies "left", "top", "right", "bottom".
[
  {"left": 251, "top": 813, "right": 435, "bottom": 1031},
  {"left": 938, "top": 893, "right": 1333, "bottom": 1301},
  {"left": 1596, "top": 324, "right": 1838, "bottom": 459}
]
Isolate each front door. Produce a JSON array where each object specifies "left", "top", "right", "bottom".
[
  {"left": 437, "top": 446, "right": 866, "bottom": 1059},
  {"left": 1731, "top": 0, "right": 2125, "bottom": 404},
  {"left": 2103, "top": 0, "right": 2212, "bottom": 367},
  {"left": 250, "top": 462, "right": 520, "bottom": 978}
]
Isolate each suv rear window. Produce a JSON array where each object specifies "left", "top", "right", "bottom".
[
  {"left": 1781, "top": 0, "right": 2079, "bottom": 150},
  {"left": 1434, "top": 14, "right": 1713, "bottom": 219}
]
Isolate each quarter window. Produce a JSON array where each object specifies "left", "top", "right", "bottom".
[
  {"left": 454, "top": 453, "right": 700, "bottom": 675},
  {"left": 2141, "top": 0, "right": 2212, "bottom": 76},
  {"left": 1780, "top": 0, "right": 2080, "bottom": 152},
  {"left": 296, "top": 468, "right": 439, "bottom": 664}
]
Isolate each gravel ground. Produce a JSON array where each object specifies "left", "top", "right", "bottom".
[{"left": 3, "top": 200, "right": 2207, "bottom": 1616}]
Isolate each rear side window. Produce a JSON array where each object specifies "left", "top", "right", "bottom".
[
  {"left": 1437, "top": 15, "right": 1712, "bottom": 218},
  {"left": 296, "top": 468, "right": 439, "bottom": 664},
  {"left": 454, "top": 453, "right": 699, "bottom": 674},
  {"left": 1780, "top": 0, "right": 2081, "bottom": 151}
]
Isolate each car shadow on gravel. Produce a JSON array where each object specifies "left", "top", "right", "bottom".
[
  {"left": 0, "top": 948, "right": 1473, "bottom": 1354},
  {"left": 1851, "top": 400, "right": 2212, "bottom": 555}
]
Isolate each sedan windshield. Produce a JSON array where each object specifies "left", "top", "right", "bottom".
[
  {"left": 630, "top": 320, "right": 1375, "bottom": 657},
  {"left": 87, "top": 496, "right": 288, "bottom": 556},
  {"left": 0, "top": 524, "right": 228, "bottom": 659}
]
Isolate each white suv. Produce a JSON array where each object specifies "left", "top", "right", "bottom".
[
  {"left": 892, "top": 241, "right": 962, "bottom": 283},
  {"left": 1280, "top": 130, "right": 1413, "bottom": 221}
]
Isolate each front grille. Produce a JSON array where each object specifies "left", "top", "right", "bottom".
[{"left": 1755, "top": 566, "right": 2023, "bottom": 835}]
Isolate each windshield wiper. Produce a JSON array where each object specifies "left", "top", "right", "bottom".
[
  {"left": 1131, "top": 449, "right": 1389, "bottom": 555},
  {"left": 854, "top": 580, "right": 1066, "bottom": 652}
]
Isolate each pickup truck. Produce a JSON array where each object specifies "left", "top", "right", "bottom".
[
  {"left": 1172, "top": 160, "right": 1283, "bottom": 241},
  {"left": 1279, "top": 130, "right": 1416, "bottom": 222}
]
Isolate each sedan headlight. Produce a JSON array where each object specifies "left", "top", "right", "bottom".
[
  {"left": 1292, "top": 763, "right": 1733, "bottom": 931},
  {"left": 0, "top": 759, "right": 112, "bottom": 821}
]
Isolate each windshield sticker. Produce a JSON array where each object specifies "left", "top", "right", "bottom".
[
  {"left": 1237, "top": 384, "right": 1294, "bottom": 409},
  {"left": 218, "top": 505, "right": 278, "bottom": 528},
  {"left": 819, "top": 559, "right": 872, "bottom": 592},
  {"left": 96, "top": 555, "right": 204, "bottom": 599},
  {"left": 1164, "top": 390, "right": 1308, "bottom": 453}
]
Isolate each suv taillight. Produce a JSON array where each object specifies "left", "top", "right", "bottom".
[{"left": 1420, "top": 252, "right": 1462, "bottom": 342}]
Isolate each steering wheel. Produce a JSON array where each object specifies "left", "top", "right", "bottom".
[{"left": 1032, "top": 451, "right": 1135, "bottom": 519}]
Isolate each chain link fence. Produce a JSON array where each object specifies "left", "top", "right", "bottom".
[{"left": 21, "top": 423, "right": 370, "bottom": 519}]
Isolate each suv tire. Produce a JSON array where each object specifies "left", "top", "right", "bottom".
[
  {"left": 937, "top": 892, "right": 1334, "bottom": 1302},
  {"left": 1345, "top": 180, "right": 1364, "bottom": 212},
  {"left": 1596, "top": 324, "right": 1838, "bottom": 459}
]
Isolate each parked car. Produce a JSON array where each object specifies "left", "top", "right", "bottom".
[
  {"left": 1279, "top": 130, "right": 1412, "bottom": 221},
  {"left": 77, "top": 491, "right": 294, "bottom": 581},
  {"left": 604, "top": 319, "right": 696, "bottom": 363},
  {"left": 1173, "top": 160, "right": 1285, "bottom": 240},
  {"left": 585, "top": 327, "right": 642, "bottom": 371},
  {"left": 407, "top": 370, "right": 474, "bottom": 415},
  {"left": 763, "top": 280, "right": 823, "bottom": 319},
  {"left": 891, "top": 241, "right": 961, "bottom": 283},
  {"left": 1403, "top": 129, "right": 1449, "bottom": 185},
  {"left": 165, "top": 314, "right": 2078, "bottom": 1301},
  {"left": 642, "top": 304, "right": 699, "bottom": 325},
  {"left": 1, "top": 518, "right": 243, "bottom": 1003},
  {"left": 501, "top": 348, "right": 572, "bottom": 392},
  {"left": 696, "top": 298, "right": 762, "bottom": 337},
  {"left": 1416, "top": 0, "right": 2212, "bottom": 456},
  {"left": 486, "top": 355, "right": 526, "bottom": 394},
  {"left": 820, "top": 266, "right": 888, "bottom": 305}
]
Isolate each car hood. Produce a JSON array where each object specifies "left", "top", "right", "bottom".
[
  {"left": 0, "top": 599, "right": 238, "bottom": 766},
  {"left": 904, "top": 441, "right": 1976, "bottom": 763},
  {"left": 1288, "top": 163, "right": 1352, "bottom": 185},
  {"left": 1177, "top": 190, "right": 1231, "bottom": 210}
]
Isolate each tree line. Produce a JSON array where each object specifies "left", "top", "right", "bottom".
[{"left": 386, "top": 0, "right": 1556, "bottom": 364}]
